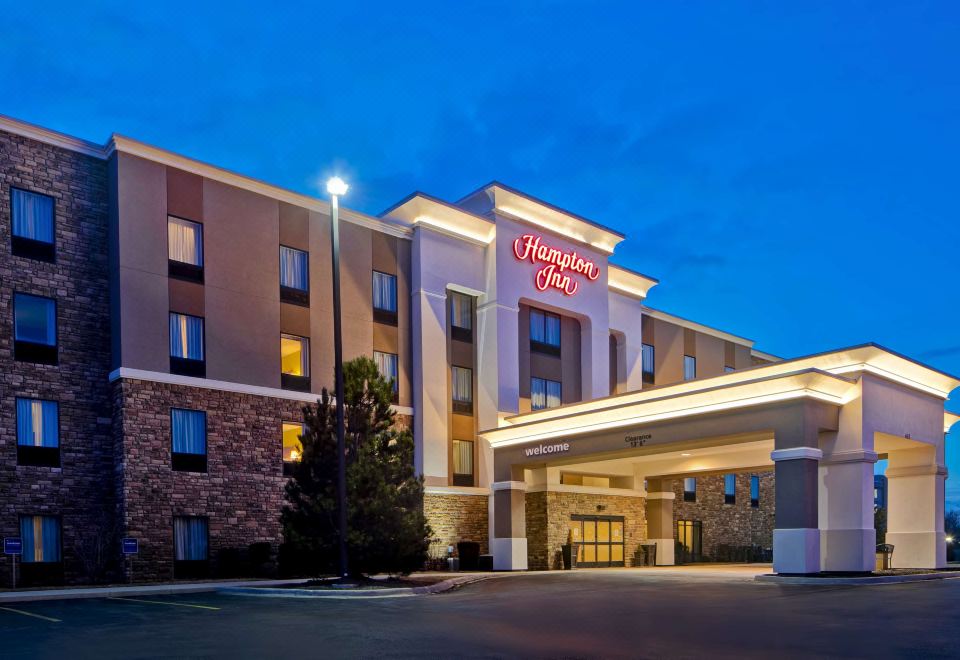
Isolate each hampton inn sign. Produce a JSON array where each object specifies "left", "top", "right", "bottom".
[{"left": 512, "top": 233, "right": 601, "bottom": 295}]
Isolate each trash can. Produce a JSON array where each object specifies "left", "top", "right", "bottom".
[
  {"left": 458, "top": 541, "right": 480, "bottom": 571},
  {"left": 876, "top": 543, "right": 894, "bottom": 570},
  {"left": 642, "top": 543, "right": 658, "bottom": 566}
]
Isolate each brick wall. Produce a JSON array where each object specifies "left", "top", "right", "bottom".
[
  {"left": 526, "top": 490, "right": 647, "bottom": 570},
  {"left": 424, "top": 493, "right": 488, "bottom": 554},
  {"left": 672, "top": 472, "right": 775, "bottom": 560},
  {"left": 0, "top": 130, "right": 113, "bottom": 586}
]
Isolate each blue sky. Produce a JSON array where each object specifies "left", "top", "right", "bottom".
[{"left": 3, "top": 1, "right": 958, "bottom": 500}]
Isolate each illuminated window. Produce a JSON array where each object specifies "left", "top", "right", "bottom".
[
  {"left": 373, "top": 271, "right": 398, "bottom": 324},
  {"left": 169, "top": 312, "right": 205, "bottom": 377},
  {"left": 374, "top": 350, "right": 399, "bottom": 399},
  {"left": 683, "top": 477, "right": 697, "bottom": 502},
  {"left": 168, "top": 216, "right": 204, "bottom": 282},
  {"left": 282, "top": 422, "right": 305, "bottom": 476},
  {"left": 449, "top": 291, "right": 472, "bottom": 336},
  {"left": 452, "top": 366, "right": 473, "bottom": 414},
  {"left": 641, "top": 343, "right": 655, "bottom": 384},
  {"left": 531, "top": 377, "right": 561, "bottom": 410},
  {"left": 724, "top": 474, "right": 736, "bottom": 505},
  {"left": 452, "top": 439, "right": 474, "bottom": 486},
  {"left": 683, "top": 355, "right": 696, "bottom": 381},
  {"left": 281, "top": 334, "right": 310, "bottom": 391}
]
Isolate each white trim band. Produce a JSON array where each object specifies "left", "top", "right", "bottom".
[
  {"left": 770, "top": 447, "right": 823, "bottom": 462},
  {"left": 644, "top": 491, "right": 676, "bottom": 501},
  {"left": 491, "top": 481, "right": 528, "bottom": 492},
  {"left": 424, "top": 486, "right": 491, "bottom": 496}
]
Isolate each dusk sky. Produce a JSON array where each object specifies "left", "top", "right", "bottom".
[{"left": 4, "top": 2, "right": 958, "bottom": 499}]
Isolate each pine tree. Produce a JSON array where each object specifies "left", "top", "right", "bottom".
[{"left": 281, "top": 356, "right": 431, "bottom": 577}]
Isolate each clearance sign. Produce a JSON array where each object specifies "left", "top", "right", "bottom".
[{"left": 512, "top": 234, "right": 600, "bottom": 296}]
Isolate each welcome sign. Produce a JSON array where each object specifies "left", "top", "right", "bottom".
[{"left": 513, "top": 234, "right": 601, "bottom": 296}]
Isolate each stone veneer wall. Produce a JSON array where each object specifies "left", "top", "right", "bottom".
[
  {"left": 672, "top": 471, "right": 775, "bottom": 560},
  {"left": 526, "top": 490, "right": 647, "bottom": 570},
  {"left": 423, "top": 493, "right": 489, "bottom": 554},
  {"left": 113, "top": 378, "right": 309, "bottom": 581},
  {"left": 0, "top": 130, "right": 113, "bottom": 587}
]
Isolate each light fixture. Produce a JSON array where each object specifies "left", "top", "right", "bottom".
[
  {"left": 948, "top": 536, "right": 954, "bottom": 544},
  {"left": 326, "top": 176, "right": 349, "bottom": 197},
  {"left": 681, "top": 453, "right": 692, "bottom": 457}
]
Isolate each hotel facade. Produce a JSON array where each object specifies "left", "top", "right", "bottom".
[{"left": 1, "top": 114, "right": 957, "bottom": 585}]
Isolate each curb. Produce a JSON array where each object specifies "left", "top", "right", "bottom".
[
  {"left": 755, "top": 572, "right": 960, "bottom": 586},
  {"left": 0, "top": 579, "right": 306, "bottom": 604},
  {"left": 219, "top": 574, "right": 497, "bottom": 599}
]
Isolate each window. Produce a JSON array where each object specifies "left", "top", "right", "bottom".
[
  {"left": 531, "top": 377, "right": 561, "bottom": 411},
  {"left": 11, "top": 188, "right": 55, "bottom": 261},
  {"left": 174, "top": 516, "right": 209, "bottom": 578},
  {"left": 750, "top": 475, "right": 760, "bottom": 508},
  {"left": 724, "top": 474, "right": 736, "bottom": 505},
  {"left": 676, "top": 520, "right": 703, "bottom": 562},
  {"left": 167, "top": 216, "right": 204, "bottom": 282},
  {"left": 724, "top": 365, "right": 735, "bottom": 374},
  {"left": 14, "top": 293, "right": 57, "bottom": 365},
  {"left": 451, "top": 366, "right": 473, "bottom": 414},
  {"left": 683, "top": 477, "right": 697, "bottom": 502},
  {"left": 641, "top": 343, "right": 655, "bottom": 385},
  {"left": 171, "top": 409, "right": 207, "bottom": 473},
  {"left": 374, "top": 350, "right": 399, "bottom": 401},
  {"left": 20, "top": 515, "right": 61, "bottom": 563},
  {"left": 280, "top": 246, "right": 309, "bottom": 305},
  {"left": 452, "top": 439, "right": 474, "bottom": 487},
  {"left": 169, "top": 312, "right": 205, "bottom": 377},
  {"left": 683, "top": 355, "right": 696, "bottom": 381},
  {"left": 373, "top": 271, "right": 398, "bottom": 324},
  {"left": 530, "top": 309, "right": 561, "bottom": 355},
  {"left": 281, "top": 334, "right": 310, "bottom": 391},
  {"left": 16, "top": 398, "right": 59, "bottom": 467},
  {"left": 282, "top": 422, "right": 304, "bottom": 477},
  {"left": 449, "top": 292, "right": 473, "bottom": 342}
]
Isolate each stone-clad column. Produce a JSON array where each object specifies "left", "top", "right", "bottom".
[
  {"left": 772, "top": 446, "right": 822, "bottom": 574},
  {"left": 491, "top": 481, "right": 528, "bottom": 570},
  {"left": 644, "top": 478, "right": 675, "bottom": 565}
]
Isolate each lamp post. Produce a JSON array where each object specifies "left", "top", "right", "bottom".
[{"left": 326, "top": 176, "right": 349, "bottom": 579}]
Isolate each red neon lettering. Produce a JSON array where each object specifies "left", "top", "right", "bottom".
[{"left": 513, "top": 233, "right": 598, "bottom": 296}]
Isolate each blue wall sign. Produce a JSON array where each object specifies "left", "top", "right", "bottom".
[
  {"left": 121, "top": 538, "right": 139, "bottom": 555},
  {"left": 4, "top": 538, "right": 22, "bottom": 555}
]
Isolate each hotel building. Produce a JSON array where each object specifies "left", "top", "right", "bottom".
[{"left": 1, "top": 114, "right": 957, "bottom": 585}]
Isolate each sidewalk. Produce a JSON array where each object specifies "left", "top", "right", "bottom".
[{"left": 0, "top": 578, "right": 306, "bottom": 604}]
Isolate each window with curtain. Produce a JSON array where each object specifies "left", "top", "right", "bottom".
[
  {"left": 641, "top": 343, "right": 655, "bottom": 384},
  {"left": 531, "top": 377, "right": 561, "bottom": 411},
  {"left": 169, "top": 313, "right": 205, "bottom": 360},
  {"left": 452, "top": 439, "right": 474, "bottom": 486},
  {"left": 16, "top": 398, "right": 58, "bottom": 447},
  {"left": 449, "top": 292, "right": 472, "bottom": 330},
  {"left": 171, "top": 409, "right": 206, "bottom": 455},
  {"left": 282, "top": 422, "right": 304, "bottom": 463},
  {"left": 724, "top": 474, "right": 736, "bottom": 505},
  {"left": 20, "top": 515, "right": 61, "bottom": 563},
  {"left": 281, "top": 335, "right": 310, "bottom": 376},
  {"left": 14, "top": 293, "right": 56, "bottom": 346},
  {"left": 372, "top": 271, "right": 397, "bottom": 312},
  {"left": 174, "top": 516, "right": 208, "bottom": 561},
  {"left": 167, "top": 217, "right": 203, "bottom": 266},
  {"left": 374, "top": 351, "right": 399, "bottom": 395},
  {"left": 683, "top": 477, "right": 697, "bottom": 502},
  {"left": 280, "top": 246, "right": 309, "bottom": 292},
  {"left": 12, "top": 188, "right": 55, "bottom": 244},
  {"left": 683, "top": 355, "right": 697, "bottom": 381},
  {"left": 530, "top": 309, "right": 561, "bottom": 350},
  {"left": 451, "top": 366, "right": 472, "bottom": 414},
  {"left": 750, "top": 475, "right": 760, "bottom": 508}
]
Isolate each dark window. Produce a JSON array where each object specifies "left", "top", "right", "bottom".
[
  {"left": 169, "top": 312, "right": 205, "bottom": 377},
  {"left": 724, "top": 474, "right": 736, "bottom": 505},
  {"left": 174, "top": 516, "right": 209, "bottom": 579},
  {"left": 452, "top": 366, "right": 473, "bottom": 414},
  {"left": 373, "top": 271, "right": 398, "bottom": 325},
  {"left": 11, "top": 188, "right": 55, "bottom": 262},
  {"left": 374, "top": 351, "right": 399, "bottom": 403},
  {"left": 530, "top": 309, "right": 561, "bottom": 355},
  {"left": 531, "top": 377, "right": 561, "bottom": 411},
  {"left": 282, "top": 422, "right": 304, "bottom": 476},
  {"left": 168, "top": 216, "right": 204, "bottom": 282},
  {"left": 13, "top": 293, "right": 57, "bottom": 365},
  {"left": 449, "top": 291, "right": 473, "bottom": 342},
  {"left": 641, "top": 343, "right": 655, "bottom": 385},
  {"left": 750, "top": 475, "right": 760, "bottom": 508},
  {"left": 452, "top": 439, "right": 474, "bottom": 487},
  {"left": 171, "top": 409, "right": 207, "bottom": 473},
  {"left": 16, "top": 398, "right": 60, "bottom": 467},
  {"left": 280, "top": 245, "right": 309, "bottom": 305},
  {"left": 683, "top": 355, "right": 696, "bottom": 381},
  {"left": 683, "top": 477, "right": 697, "bottom": 502}
]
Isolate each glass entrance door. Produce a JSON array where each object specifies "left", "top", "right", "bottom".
[
  {"left": 676, "top": 519, "right": 703, "bottom": 564},
  {"left": 570, "top": 515, "right": 625, "bottom": 567}
]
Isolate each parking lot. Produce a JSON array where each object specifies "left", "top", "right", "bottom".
[{"left": 1, "top": 568, "right": 957, "bottom": 658}]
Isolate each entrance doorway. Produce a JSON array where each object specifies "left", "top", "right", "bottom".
[
  {"left": 676, "top": 520, "right": 703, "bottom": 563},
  {"left": 570, "top": 515, "right": 625, "bottom": 567}
]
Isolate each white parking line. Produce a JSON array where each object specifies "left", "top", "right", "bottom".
[
  {"left": 108, "top": 597, "right": 221, "bottom": 610},
  {"left": 0, "top": 606, "right": 62, "bottom": 622}
]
